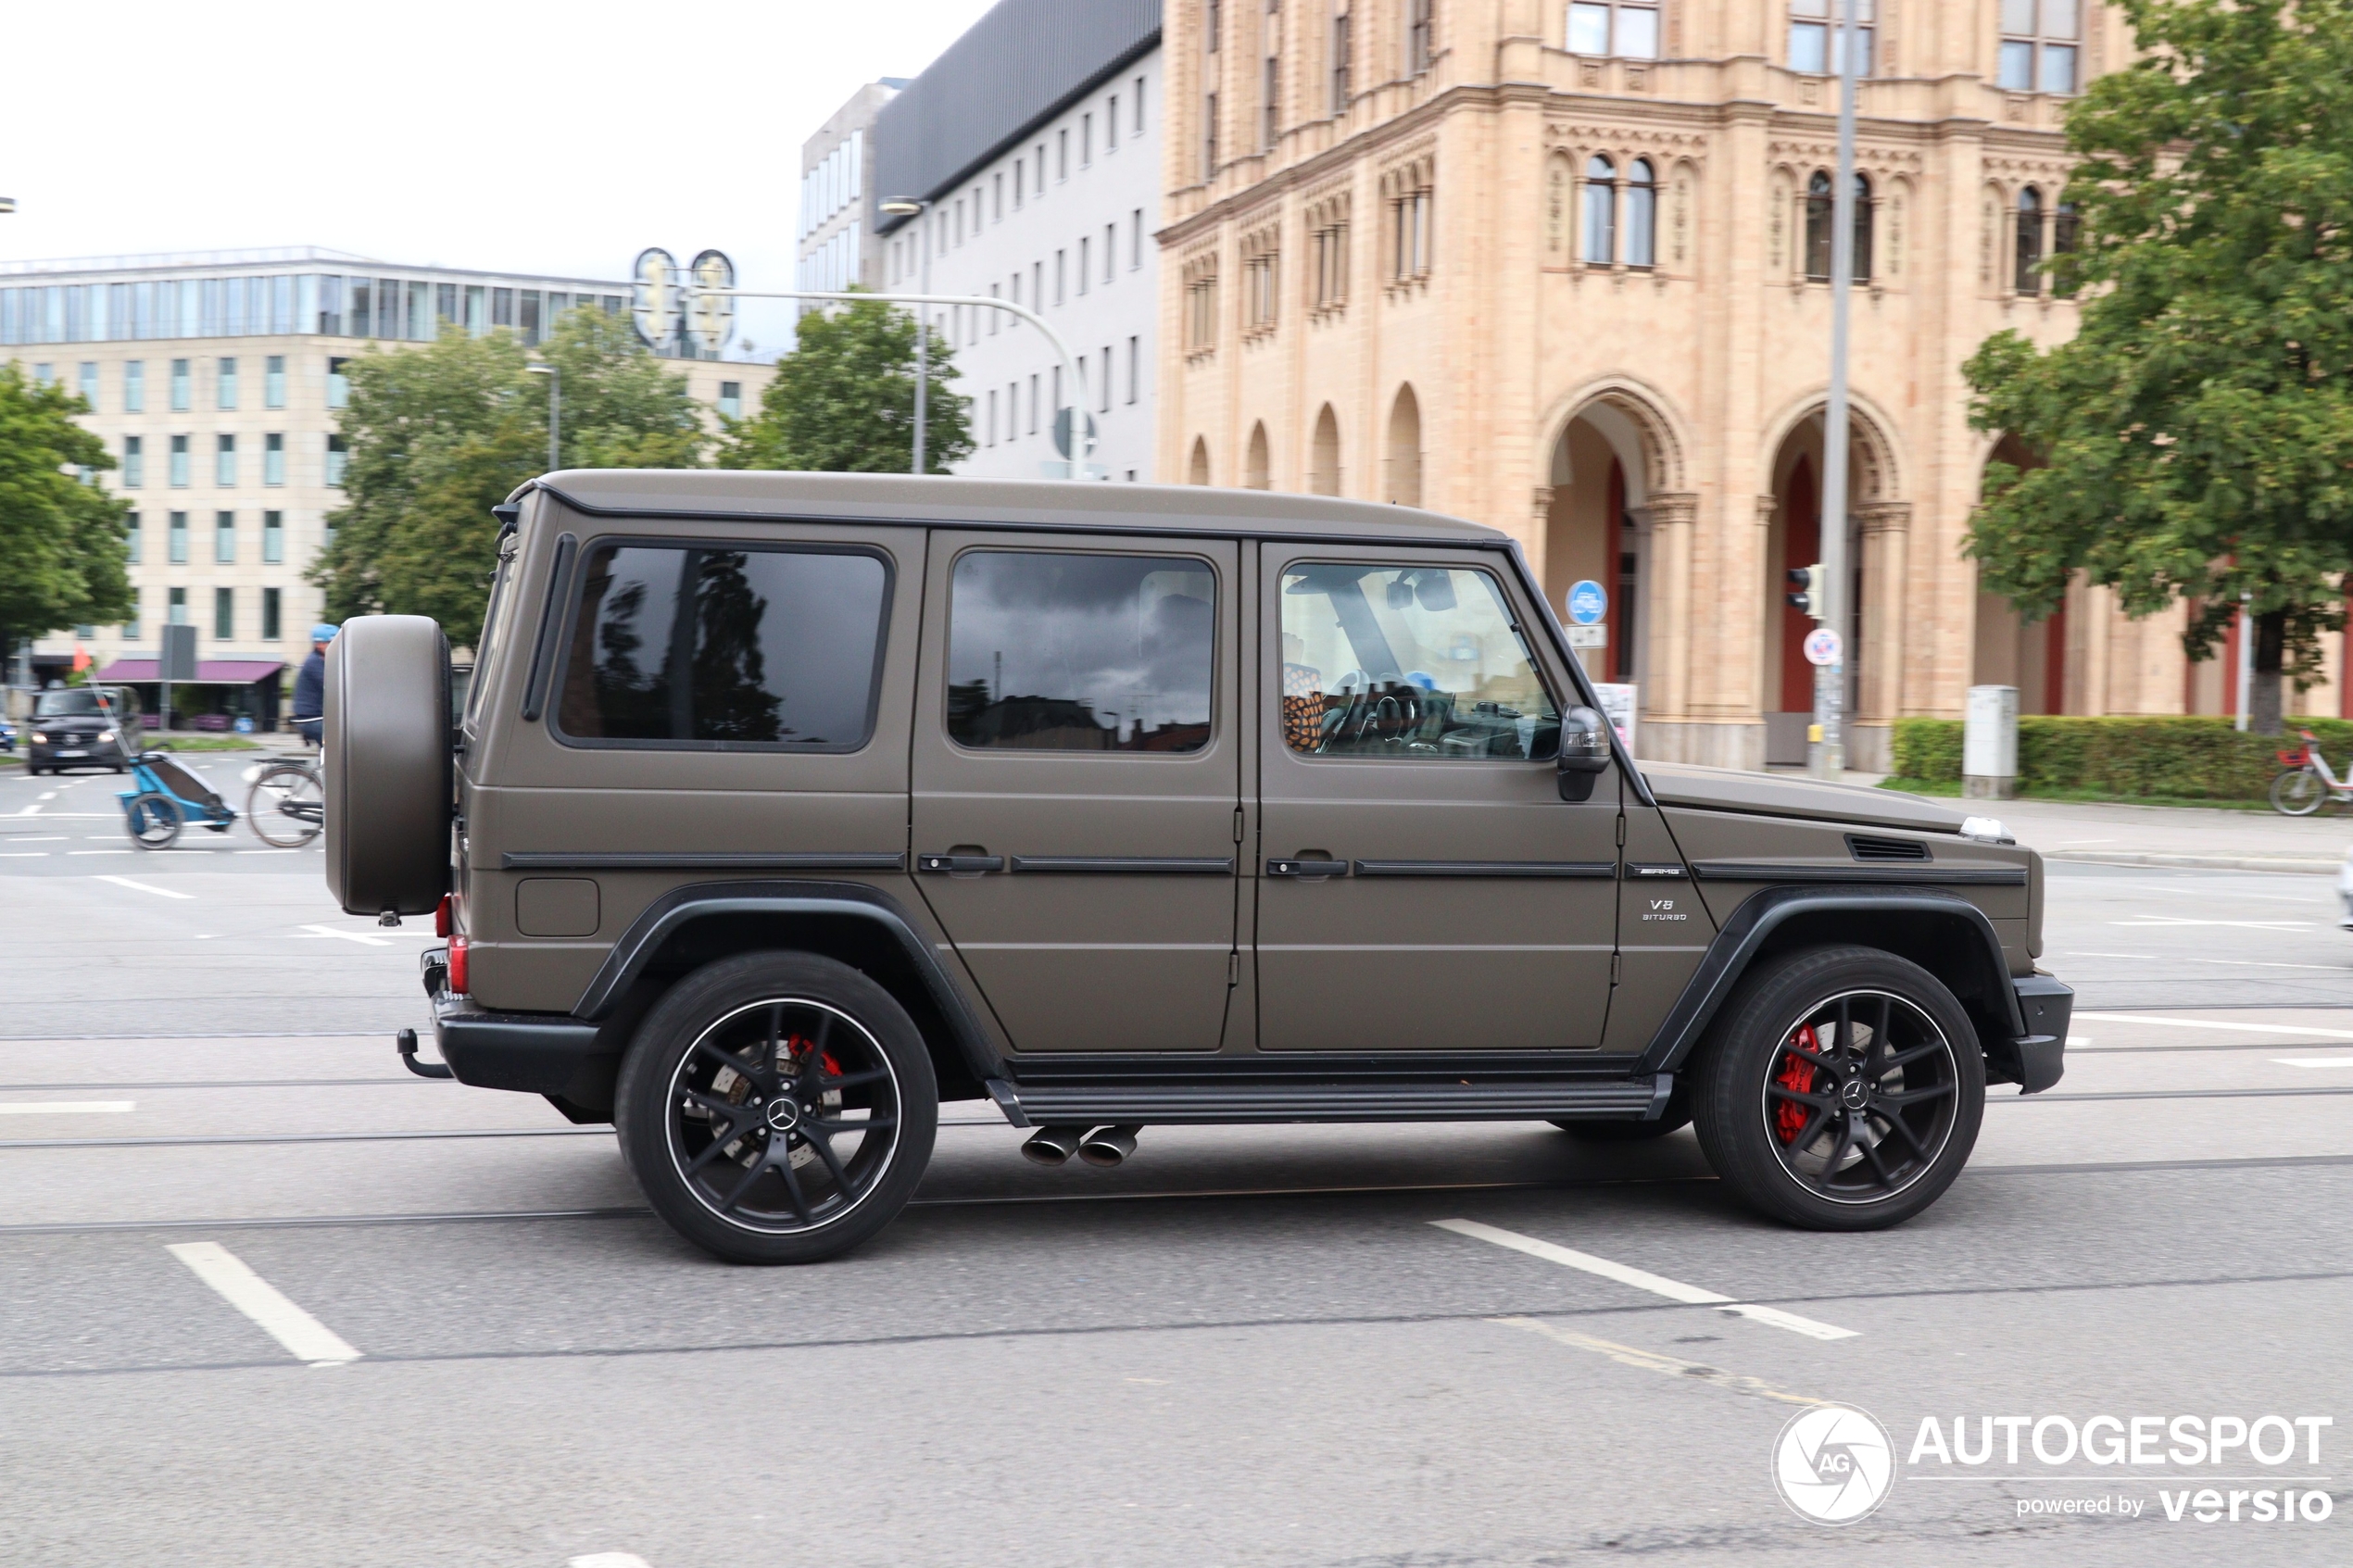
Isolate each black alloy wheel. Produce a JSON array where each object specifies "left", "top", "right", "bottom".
[
  {"left": 617, "top": 953, "right": 937, "bottom": 1264},
  {"left": 1692, "top": 946, "right": 1984, "bottom": 1231}
]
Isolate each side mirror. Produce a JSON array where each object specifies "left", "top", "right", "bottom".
[{"left": 1557, "top": 705, "right": 1611, "bottom": 802}]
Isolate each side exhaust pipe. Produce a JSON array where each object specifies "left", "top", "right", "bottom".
[
  {"left": 1077, "top": 1124, "right": 1140, "bottom": 1168},
  {"left": 1021, "top": 1125, "right": 1090, "bottom": 1166}
]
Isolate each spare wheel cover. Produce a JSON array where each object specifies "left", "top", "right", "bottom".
[{"left": 324, "top": 614, "right": 452, "bottom": 918}]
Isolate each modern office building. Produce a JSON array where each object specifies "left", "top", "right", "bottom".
[
  {"left": 797, "top": 80, "right": 909, "bottom": 317},
  {"left": 1153, "top": 2, "right": 2296, "bottom": 765},
  {"left": 3, "top": 246, "right": 767, "bottom": 716},
  {"left": 874, "top": 0, "right": 1162, "bottom": 482}
]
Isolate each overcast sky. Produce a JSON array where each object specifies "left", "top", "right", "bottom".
[{"left": 0, "top": 0, "right": 996, "bottom": 358}]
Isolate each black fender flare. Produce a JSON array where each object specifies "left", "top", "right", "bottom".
[
  {"left": 1635, "top": 884, "right": 2028, "bottom": 1076},
  {"left": 572, "top": 879, "right": 1002, "bottom": 1084}
]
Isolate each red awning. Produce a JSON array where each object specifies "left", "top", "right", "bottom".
[{"left": 94, "top": 659, "right": 286, "bottom": 684}]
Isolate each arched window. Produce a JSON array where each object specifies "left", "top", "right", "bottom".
[
  {"left": 1581, "top": 156, "right": 1616, "bottom": 264},
  {"left": 1851, "top": 171, "right": 1873, "bottom": 282},
  {"left": 1310, "top": 405, "right": 1342, "bottom": 495},
  {"left": 2052, "top": 199, "right": 2081, "bottom": 296},
  {"left": 1803, "top": 170, "right": 1833, "bottom": 280},
  {"left": 1625, "top": 159, "right": 1656, "bottom": 267},
  {"left": 2015, "top": 185, "right": 2044, "bottom": 295},
  {"left": 1246, "top": 421, "right": 1271, "bottom": 489},
  {"left": 1385, "top": 385, "right": 1422, "bottom": 507},
  {"left": 1189, "top": 436, "right": 1212, "bottom": 485}
]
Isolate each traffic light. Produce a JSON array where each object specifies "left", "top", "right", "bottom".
[{"left": 1787, "top": 563, "right": 1826, "bottom": 621}]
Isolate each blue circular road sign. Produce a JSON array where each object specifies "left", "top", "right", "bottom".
[{"left": 1567, "top": 579, "right": 1608, "bottom": 625}]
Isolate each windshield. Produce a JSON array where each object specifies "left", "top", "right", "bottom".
[{"left": 35, "top": 690, "right": 132, "bottom": 719}]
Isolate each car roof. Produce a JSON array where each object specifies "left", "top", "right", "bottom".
[{"left": 522, "top": 470, "right": 1511, "bottom": 547}]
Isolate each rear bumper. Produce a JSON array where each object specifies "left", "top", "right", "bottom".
[
  {"left": 2008, "top": 973, "right": 2072, "bottom": 1095},
  {"left": 420, "top": 947, "right": 614, "bottom": 1101}
]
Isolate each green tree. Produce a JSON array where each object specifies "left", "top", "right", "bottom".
[
  {"left": 1963, "top": 0, "right": 2353, "bottom": 732},
  {"left": 0, "top": 363, "right": 132, "bottom": 659},
  {"left": 310, "top": 307, "right": 706, "bottom": 646},
  {"left": 719, "top": 293, "right": 973, "bottom": 473}
]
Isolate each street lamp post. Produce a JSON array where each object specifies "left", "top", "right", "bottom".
[
  {"left": 525, "top": 363, "right": 560, "bottom": 474},
  {"left": 1813, "top": 0, "right": 1861, "bottom": 780},
  {"left": 878, "top": 198, "right": 934, "bottom": 475}
]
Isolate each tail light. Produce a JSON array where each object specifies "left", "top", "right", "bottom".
[
  {"left": 434, "top": 894, "right": 454, "bottom": 938},
  {"left": 447, "top": 934, "right": 470, "bottom": 996}
]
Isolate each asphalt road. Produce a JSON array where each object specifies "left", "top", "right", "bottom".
[{"left": 4, "top": 764, "right": 2351, "bottom": 1564}]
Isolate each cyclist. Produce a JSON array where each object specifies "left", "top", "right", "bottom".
[{"left": 291, "top": 622, "right": 337, "bottom": 746}]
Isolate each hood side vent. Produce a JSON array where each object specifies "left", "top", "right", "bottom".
[{"left": 1847, "top": 834, "right": 1932, "bottom": 863}]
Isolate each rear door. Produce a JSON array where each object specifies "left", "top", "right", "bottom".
[
  {"left": 910, "top": 533, "right": 1242, "bottom": 1054},
  {"left": 1253, "top": 548, "right": 1619, "bottom": 1052}
]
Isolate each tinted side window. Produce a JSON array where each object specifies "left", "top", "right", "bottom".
[
  {"left": 556, "top": 543, "right": 888, "bottom": 749},
  {"left": 947, "top": 550, "right": 1214, "bottom": 753},
  {"left": 1278, "top": 563, "right": 1560, "bottom": 759}
]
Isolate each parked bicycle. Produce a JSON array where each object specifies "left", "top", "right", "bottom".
[
  {"left": 2269, "top": 729, "right": 2353, "bottom": 816},
  {"left": 244, "top": 757, "right": 323, "bottom": 847}
]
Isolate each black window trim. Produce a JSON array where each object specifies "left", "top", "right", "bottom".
[
  {"left": 940, "top": 540, "right": 1225, "bottom": 760},
  {"left": 1272, "top": 555, "right": 1567, "bottom": 765},
  {"left": 544, "top": 533, "right": 897, "bottom": 756}
]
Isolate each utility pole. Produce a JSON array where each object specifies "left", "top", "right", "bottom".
[
  {"left": 877, "top": 199, "right": 937, "bottom": 475},
  {"left": 1813, "top": 0, "right": 1861, "bottom": 780}
]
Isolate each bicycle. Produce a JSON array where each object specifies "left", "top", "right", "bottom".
[
  {"left": 2269, "top": 730, "right": 2353, "bottom": 816},
  {"left": 244, "top": 756, "right": 323, "bottom": 847}
]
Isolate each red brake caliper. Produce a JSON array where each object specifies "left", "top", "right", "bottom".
[{"left": 1774, "top": 1024, "right": 1820, "bottom": 1143}]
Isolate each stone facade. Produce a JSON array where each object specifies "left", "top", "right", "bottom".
[{"left": 1156, "top": 1, "right": 2344, "bottom": 766}]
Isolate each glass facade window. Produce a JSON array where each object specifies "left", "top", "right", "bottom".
[
  {"left": 124, "top": 360, "right": 145, "bottom": 412},
  {"left": 437, "top": 282, "right": 459, "bottom": 332},
  {"left": 169, "top": 511, "right": 190, "bottom": 564},
  {"left": 325, "top": 434, "right": 348, "bottom": 487},
  {"left": 263, "top": 510, "right": 284, "bottom": 564},
  {"left": 718, "top": 382, "right": 742, "bottom": 418},
  {"left": 217, "top": 357, "right": 238, "bottom": 410},
  {"left": 215, "top": 510, "right": 236, "bottom": 563},
  {"left": 170, "top": 435, "right": 190, "bottom": 488},
  {"left": 170, "top": 358, "right": 191, "bottom": 411},
  {"left": 263, "top": 587, "right": 283, "bottom": 641},
  {"left": 348, "top": 280, "right": 371, "bottom": 337},
  {"left": 31, "top": 362, "right": 53, "bottom": 386},
  {"left": 126, "top": 593, "right": 140, "bottom": 642},
  {"left": 265, "top": 355, "right": 286, "bottom": 409},
  {"left": 2000, "top": 0, "right": 2079, "bottom": 93},
  {"left": 264, "top": 433, "right": 284, "bottom": 486},
  {"left": 169, "top": 586, "right": 188, "bottom": 624},
  {"left": 122, "top": 435, "right": 144, "bottom": 488},
  {"left": 493, "top": 287, "right": 514, "bottom": 328},
  {"left": 216, "top": 434, "right": 237, "bottom": 487},
  {"left": 317, "top": 274, "right": 346, "bottom": 336},
  {"left": 215, "top": 587, "right": 234, "bottom": 641},
  {"left": 1582, "top": 157, "right": 1616, "bottom": 263},
  {"left": 327, "top": 357, "right": 349, "bottom": 408},
  {"left": 126, "top": 512, "right": 143, "bottom": 564},
  {"left": 78, "top": 362, "right": 98, "bottom": 407},
  {"left": 466, "top": 284, "right": 485, "bottom": 333},
  {"left": 1790, "top": 0, "right": 1874, "bottom": 76},
  {"left": 521, "top": 291, "right": 541, "bottom": 346}
]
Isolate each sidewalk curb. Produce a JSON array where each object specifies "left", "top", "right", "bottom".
[{"left": 2044, "top": 850, "right": 2340, "bottom": 875}]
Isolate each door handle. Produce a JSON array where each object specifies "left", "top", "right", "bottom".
[
  {"left": 1266, "top": 858, "right": 1348, "bottom": 879},
  {"left": 917, "top": 853, "right": 1005, "bottom": 874}
]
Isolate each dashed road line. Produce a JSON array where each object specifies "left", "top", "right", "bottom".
[
  {"left": 166, "top": 1241, "right": 361, "bottom": 1367},
  {"left": 296, "top": 924, "right": 391, "bottom": 947},
  {"left": 94, "top": 874, "right": 193, "bottom": 899},
  {"left": 571, "top": 1556, "right": 656, "bottom": 1568},
  {"left": 1431, "top": 1218, "right": 1860, "bottom": 1340},
  {"left": 1490, "top": 1316, "right": 1827, "bottom": 1406},
  {"left": 0, "top": 1100, "right": 133, "bottom": 1115},
  {"left": 2076, "top": 1011, "right": 2353, "bottom": 1040},
  {"left": 2278, "top": 1057, "right": 2353, "bottom": 1068}
]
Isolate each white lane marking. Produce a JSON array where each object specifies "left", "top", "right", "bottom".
[
  {"left": 69, "top": 850, "right": 135, "bottom": 857},
  {"left": 2076, "top": 1011, "right": 2353, "bottom": 1041},
  {"left": 14, "top": 804, "right": 40, "bottom": 816},
  {"left": 2109, "top": 918, "right": 2313, "bottom": 930},
  {"left": 38, "top": 793, "right": 57, "bottom": 801},
  {"left": 570, "top": 1557, "right": 655, "bottom": 1568},
  {"left": 1430, "top": 1219, "right": 1858, "bottom": 1341},
  {"left": 94, "top": 874, "right": 194, "bottom": 899},
  {"left": 0, "top": 1100, "right": 133, "bottom": 1114},
  {"left": 2068, "top": 952, "right": 2346, "bottom": 972},
  {"left": 1491, "top": 1317, "right": 1827, "bottom": 1407},
  {"left": 2276, "top": 1057, "right": 2353, "bottom": 1068},
  {"left": 0, "top": 853, "right": 49, "bottom": 859},
  {"left": 6, "top": 835, "right": 66, "bottom": 842},
  {"left": 296, "top": 924, "right": 393, "bottom": 947},
  {"left": 166, "top": 1241, "right": 361, "bottom": 1366}
]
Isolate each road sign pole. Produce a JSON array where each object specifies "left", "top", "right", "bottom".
[{"left": 1814, "top": 0, "right": 1860, "bottom": 781}]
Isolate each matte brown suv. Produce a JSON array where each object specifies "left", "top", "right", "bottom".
[{"left": 324, "top": 471, "right": 2070, "bottom": 1263}]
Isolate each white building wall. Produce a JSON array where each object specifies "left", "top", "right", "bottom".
[{"left": 886, "top": 47, "right": 1161, "bottom": 483}]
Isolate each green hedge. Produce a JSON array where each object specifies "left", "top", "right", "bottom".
[{"left": 1889, "top": 715, "right": 2353, "bottom": 801}]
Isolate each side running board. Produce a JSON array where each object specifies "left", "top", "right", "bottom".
[{"left": 984, "top": 1075, "right": 1670, "bottom": 1129}]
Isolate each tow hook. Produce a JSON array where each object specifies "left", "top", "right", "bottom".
[{"left": 396, "top": 1027, "right": 454, "bottom": 1080}]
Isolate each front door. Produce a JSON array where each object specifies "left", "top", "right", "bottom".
[
  {"left": 1254, "top": 549, "right": 1620, "bottom": 1052},
  {"left": 911, "top": 533, "right": 1242, "bottom": 1054}
]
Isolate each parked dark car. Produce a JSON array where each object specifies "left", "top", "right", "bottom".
[{"left": 26, "top": 688, "right": 141, "bottom": 774}]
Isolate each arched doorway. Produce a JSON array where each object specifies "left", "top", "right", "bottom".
[
  {"left": 1245, "top": 421, "right": 1271, "bottom": 490},
  {"left": 1384, "top": 385, "right": 1422, "bottom": 506},
  {"left": 1761, "top": 409, "right": 1893, "bottom": 766},
  {"left": 1543, "top": 404, "right": 1652, "bottom": 689},
  {"left": 1970, "top": 434, "right": 2065, "bottom": 713},
  {"left": 1309, "top": 405, "right": 1341, "bottom": 495},
  {"left": 1188, "top": 437, "right": 1211, "bottom": 485}
]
